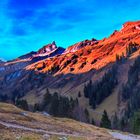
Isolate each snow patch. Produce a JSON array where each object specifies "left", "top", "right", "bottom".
[
  {"left": 20, "top": 112, "right": 28, "bottom": 117},
  {"left": 136, "top": 25, "right": 140, "bottom": 30},
  {"left": 109, "top": 131, "right": 140, "bottom": 140},
  {"left": 42, "top": 111, "right": 50, "bottom": 117},
  {"left": 34, "top": 48, "right": 58, "bottom": 57}
]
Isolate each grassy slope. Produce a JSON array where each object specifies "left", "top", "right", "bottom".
[
  {"left": 0, "top": 103, "right": 115, "bottom": 140},
  {"left": 23, "top": 51, "right": 140, "bottom": 125}
]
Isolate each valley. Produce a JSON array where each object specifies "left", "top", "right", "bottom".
[{"left": 1, "top": 20, "right": 140, "bottom": 138}]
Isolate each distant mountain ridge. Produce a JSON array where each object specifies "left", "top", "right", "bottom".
[
  {"left": 1, "top": 20, "right": 140, "bottom": 83},
  {"left": 24, "top": 20, "right": 140, "bottom": 75},
  {"left": 17, "top": 41, "right": 65, "bottom": 61}
]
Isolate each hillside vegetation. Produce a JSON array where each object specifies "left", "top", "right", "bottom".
[
  {"left": 0, "top": 103, "right": 115, "bottom": 140},
  {"left": 1, "top": 21, "right": 140, "bottom": 135}
]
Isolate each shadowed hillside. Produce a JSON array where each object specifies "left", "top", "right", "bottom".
[{"left": 1, "top": 21, "right": 140, "bottom": 135}]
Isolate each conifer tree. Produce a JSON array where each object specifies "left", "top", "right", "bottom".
[
  {"left": 116, "top": 54, "right": 120, "bottom": 62},
  {"left": 43, "top": 88, "right": 52, "bottom": 107},
  {"left": 91, "top": 118, "right": 95, "bottom": 125},
  {"left": 100, "top": 110, "right": 111, "bottom": 129},
  {"left": 16, "top": 99, "right": 29, "bottom": 111},
  {"left": 33, "top": 103, "right": 40, "bottom": 112},
  {"left": 112, "top": 112, "right": 119, "bottom": 129},
  {"left": 120, "top": 118, "right": 125, "bottom": 131},
  {"left": 78, "top": 91, "right": 81, "bottom": 97},
  {"left": 85, "top": 108, "right": 90, "bottom": 123},
  {"left": 49, "top": 92, "right": 59, "bottom": 116},
  {"left": 132, "top": 112, "right": 140, "bottom": 134}
]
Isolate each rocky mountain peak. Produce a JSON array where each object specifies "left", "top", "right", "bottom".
[
  {"left": 37, "top": 41, "right": 57, "bottom": 55},
  {"left": 121, "top": 21, "right": 140, "bottom": 33},
  {"left": 64, "top": 39, "right": 97, "bottom": 53}
]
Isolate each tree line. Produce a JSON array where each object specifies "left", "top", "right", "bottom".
[
  {"left": 118, "top": 55, "right": 140, "bottom": 134},
  {"left": 84, "top": 65, "right": 118, "bottom": 109},
  {"left": 116, "top": 42, "right": 139, "bottom": 63}
]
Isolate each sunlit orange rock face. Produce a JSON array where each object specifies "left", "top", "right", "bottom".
[{"left": 26, "top": 21, "right": 140, "bottom": 75}]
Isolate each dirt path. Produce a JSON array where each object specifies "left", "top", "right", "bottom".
[
  {"left": 2, "top": 120, "right": 140, "bottom": 140},
  {"left": 0, "top": 121, "right": 84, "bottom": 138},
  {"left": 109, "top": 131, "right": 140, "bottom": 140}
]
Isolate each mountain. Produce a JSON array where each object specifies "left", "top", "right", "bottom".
[
  {"left": 33, "top": 41, "right": 65, "bottom": 58},
  {"left": 37, "top": 41, "right": 58, "bottom": 55},
  {"left": 0, "top": 41, "right": 65, "bottom": 74},
  {"left": 18, "top": 51, "right": 37, "bottom": 59},
  {"left": 26, "top": 21, "right": 140, "bottom": 74},
  {"left": 64, "top": 39, "right": 97, "bottom": 53},
  {"left": 1, "top": 20, "right": 140, "bottom": 135},
  {"left": 0, "top": 60, "right": 4, "bottom": 66},
  {"left": 18, "top": 41, "right": 65, "bottom": 60}
]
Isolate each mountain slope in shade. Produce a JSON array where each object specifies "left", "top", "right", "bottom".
[
  {"left": 1, "top": 20, "right": 140, "bottom": 96},
  {"left": 18, "top": 51, "right": 37, "bottom": 59},
  {"left": 1, "top": 20, "right": 140, "bottom": 131},
  {"left": 0, "top": 60, "right": 4, "bottom": 64}
]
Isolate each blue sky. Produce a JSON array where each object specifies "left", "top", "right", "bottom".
[{"left": 0, "top": 0, "right": 140, "bottom": 60}]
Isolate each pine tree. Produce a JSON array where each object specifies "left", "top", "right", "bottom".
[
  {"left": 85, "top": 108, "right": 90, "bottom": 123},
  {"left": 84, "top": 65, "right": 118, "bottom": 108},
  {"left": 0, "top": 94, "right": 8, "bottom": 102},
  {"left": 84, "top": 85, "right": 88, "bottom": 98},
  {"left": 43, "top": 88, "right": 52, "bottom": 107},
  {"left": 89, "top": 97, "right": 96, "bottom": 109},
  {"left": 49, "top": 92, "right": 59, "bottom": 116},
  {"left": 33, "top": 103, "right": 40, "bottom": 112},
  {"left": 75, "top": 98, "right": 79, "bottom": 106},
  {"left": 120, "top": 118, "right": 125, "bottom": 131},
  {"left": 132, "top": 112, "right": 140, "bottom": 134},
  {"left": 100, "top": 110, "right": 111, "bottom": 129},
  {"left": 116, "top": 54, "right": 120, "bottom": 62},
  {"left": 91, "top": 118, "right": 95, "bottom": 125},
  {"left": 78, "top": 91, "right": 81, "bottom": 98},
  {"left": 126, "top": 42, "right": 138, "bottom": 57},
  {"left": 16, "top": 99, "right": 29, "bottom": 110},
  {"left": 112, "top": 112, "right": 119, "bottom": 129}
]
